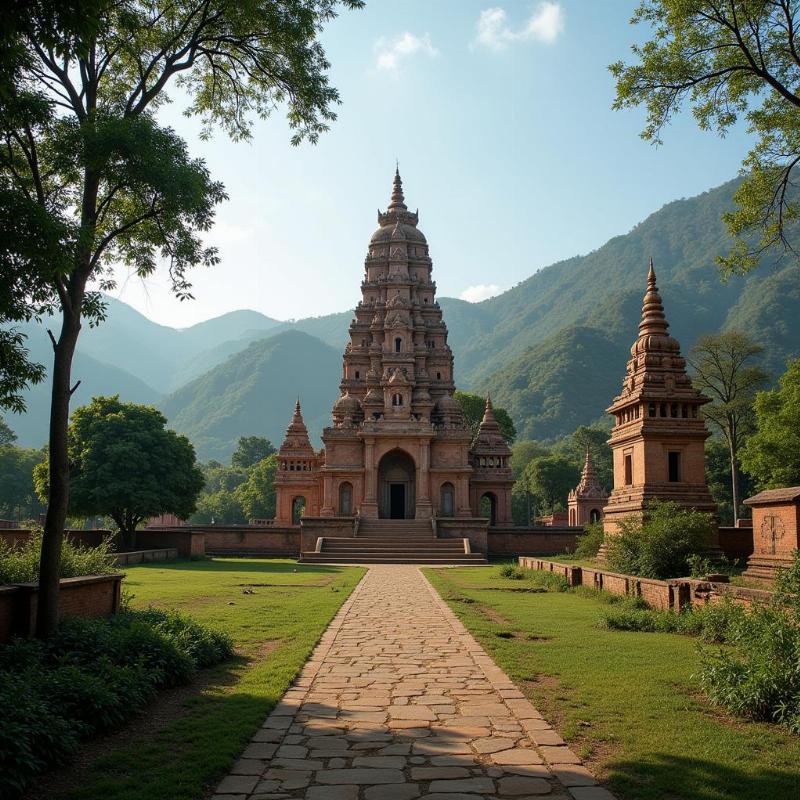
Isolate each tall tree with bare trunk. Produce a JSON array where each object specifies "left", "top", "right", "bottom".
[
  {"left": 688, "top": 331, "right": 768, "bottom": 524},
  {"left": 0, "top": 0, "right": 362, "bottom": 636}
]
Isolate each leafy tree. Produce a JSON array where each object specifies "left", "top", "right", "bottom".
[
  {"left": 510, "top": 439, "right": 551, "bottom": 480},
  {"left": 231, "top": 436, "right": 276, "bottom": 469},
  {"left": 519, "top": 455, "right": 581, "bottom": 516},
  {"left": 0, "top": 443, "right": 46, "bottom": 521},
  {"left": 2, "top": 0, "right": 361, "bottom": 635},
  {"left": 740, "top": 358, "right": 800, "bottom": 488},
  {"left": 705, "top": 437, "right": 754, "bottom": 526},
  {"left": 0, "top": 417, "right": 17, "bottom": 446},
  {"left": 192, "top": 489, "right": 246, "bottom": 525},
  {"left": 455, "top": 391, "right": 516, "bottom": 444},
  {"left": 234, "top": 454, "right": 278, "bottom": 521},
  {"left": 34, "top": 396, "right": 204, "bottom": 549},
  {"left": 688, "top": 331, "right": 768, "bottom": 523},
  {"left": 611, "top": 1, "right": 800, "bottom": 273}
]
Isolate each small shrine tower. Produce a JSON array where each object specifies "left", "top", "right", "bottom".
[
  {"left": 567, "top": 448, "right": 608, "bottom": 526},
  {"left": 468, "top": 397, "right": 514, "bottom": 525},
  {"left": 274, "top": 400, "right": 321, "bottom": 524},
  {"left": 602, "top": 261, "right": 717, "bottom": 534}
]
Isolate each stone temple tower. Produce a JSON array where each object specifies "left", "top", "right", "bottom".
[
  {"left": 317, "top": 168, "right": 479, "bottom": 521},
  {"left": 273, "top": 169, "right": 514, "bottom": 528},
  {"left": 602, "top": 260, "right": 717, "bottom": 535}
]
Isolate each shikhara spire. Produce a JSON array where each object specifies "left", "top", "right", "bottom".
[
  {"left": 638, "top": 257, "right": 669, "bottom": 337},
  {"left": 577, "top": 447, "right": 602, "bottom": 494}
]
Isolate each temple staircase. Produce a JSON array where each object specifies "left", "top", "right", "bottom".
[{"left": 299, "top": 519, "right": 487, "bottom": 565}]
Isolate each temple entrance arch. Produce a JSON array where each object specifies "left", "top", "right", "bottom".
[
  {"left": 480, "top": 492, "right": 497, "bottom": 526},
  {"left": 378, "top": 449, "right": 416, "bottom": 519}
]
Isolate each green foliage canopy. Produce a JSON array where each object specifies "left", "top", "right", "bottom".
[
  {"left": 231, "top": 436, "right": 276, "bottom": 469},
  {"left": 606, "top": 500, "right": 714, "bottom": 579},
  {"left": 740, "top": 357, "right": 800, "bottom": 488},
  {"left": 233, "top": 454, "right": 278, "bottom": 521},
  {"left": 612, "top": 0, "right": 800, "bottom": 273},
  {"left": 34, "top": 396, "right": 204, "bottom": 542}
]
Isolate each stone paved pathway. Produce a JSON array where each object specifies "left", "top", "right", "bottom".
[{"left": 213, "top": 567, "right": 616, "bottom": 800}]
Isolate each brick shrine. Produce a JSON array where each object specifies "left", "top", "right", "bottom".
[
  {"left": 602, "top": 261, "right": 718, "bottom": 540},
  {"left": 742, "top": 487, "right": 800, "bottom": 580},
  {"left": 567, "top": 448, "right": 608, "bottom": 526}
]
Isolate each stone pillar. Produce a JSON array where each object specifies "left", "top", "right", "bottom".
[
  {"left": 456, "top": 476, "right": 472, "bottom": 518},
  {"left": 361, "top": 439, "right": 379, "bottom": 518},
  {"left": 320, "top": 474, "right": 335, "bottom": 517},
  {"left": 416, "top": 439, "right": 433, "bottom": 519}
]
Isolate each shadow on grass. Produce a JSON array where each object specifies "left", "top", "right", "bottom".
[
  {"left": 608, "top": 752, "right": 800, "bottom": 800},
  {"left": 126, "top": 558, "right": 344, "bottom": 575}
]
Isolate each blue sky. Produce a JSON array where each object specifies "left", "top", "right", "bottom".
[{"left": 111, "top": 0, "right": 753, "bottom": 327}]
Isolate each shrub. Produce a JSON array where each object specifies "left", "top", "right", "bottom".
[
  {"left": 606, "top": 500, "right": 713, "bottom": 579},
  {"left": 575, "top": 521, "right": 604, "bottom": 559},
  {"left": 527, "top": 570, "right": 570, "bottom": 592},
  {"left": 499, "top": 564, "right": 526, "bottom": 580},
  {"left": 0, "top": 608, "right": 232, "bottom": 798},
  {"left": 698, "top": 550, "right": 800, "bottom": 732},
  {"left": 0, "top": 531, "right": 116, "bottom": 585}
]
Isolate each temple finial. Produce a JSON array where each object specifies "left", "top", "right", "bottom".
[
  {"left": 388, "top": 164, "right": 406, "bottom": 212},
  {"left": 639, "top": 257, "right": 668, "bottom": 337}
]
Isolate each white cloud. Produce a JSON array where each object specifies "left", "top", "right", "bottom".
[
  {"left": 459, "top": 284, "right": 502, "bottom": 303},
  {"left": 475, "top": 2, "right": 565, "bottom": 50},
  {"left": 375, "top": 32, "right": 438, "bottom": 73}
]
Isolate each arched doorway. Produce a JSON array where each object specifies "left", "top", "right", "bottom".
[
  {"left": 339, "top": 482, "right": 353, "bottom": 516},
  {"left": 480, "top": 492, "right": 497, "bottom": 526},
  {"left": 378, "top": 449, "right": 416, "bottom": 519},
  {"left": 440, "top": 482, "right": 455, "bottom": 517},
  {"left": 292, "top": 496, "right": 306, "bottom": 525},
  {"left": 589, "top": 508, "right": 601, "bottom": 524}
]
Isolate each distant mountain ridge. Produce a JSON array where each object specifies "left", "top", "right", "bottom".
[{"left": 6, "top": 176, "right": 800, "bottom": 454}]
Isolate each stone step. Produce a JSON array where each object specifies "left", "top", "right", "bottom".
[{"left": 299, "top": 553, "right": 488, "bottom": 564}]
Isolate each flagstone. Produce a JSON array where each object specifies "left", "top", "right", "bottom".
[{"left": 213, "top": 567, "right": 611, "bottom": 800}]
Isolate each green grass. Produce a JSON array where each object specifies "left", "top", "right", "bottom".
[
  {"left": 424, "top": 565, "right": 800, "bottom": 800},
  {"left": 59, "top": 558, "right": 364, "bottom": 800}
]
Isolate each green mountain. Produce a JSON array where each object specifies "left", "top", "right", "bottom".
[
  {"left": 160, "top": 330, "right": 341, "bottom": 462},
  {"left": 8, "top": 176, "right": 800, "bottom": 453}
]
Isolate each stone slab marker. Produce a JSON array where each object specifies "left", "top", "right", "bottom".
[{"left": 213, "top": 566, "right": 616, "bottom": 800}]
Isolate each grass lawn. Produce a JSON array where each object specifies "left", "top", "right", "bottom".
[
  {"left": 47, "top": 558, "right": 364, "bottom": 800},
  {"left": 425, "top": 565, "right": 800, "bottom": 800}
]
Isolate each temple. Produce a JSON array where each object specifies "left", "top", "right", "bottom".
[
  {"left": 273, "top": 169, "right": 513, "bottom": 527},
  {"left": 567, "top": 448, "right": 608, "bottom": 527},
  {"left": 602, "top": 260, "right": 717, "bottom": 535}
]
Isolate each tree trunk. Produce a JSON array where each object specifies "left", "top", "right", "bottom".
[
  {"left": 36, "top": 310, "right": 81, "bottom": 637},
  {"left": 729, "top": 437, "right": 740, "bottom": 527}
]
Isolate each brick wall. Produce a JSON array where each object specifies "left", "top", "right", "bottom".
[
  {"left": 204, "top": 527, "right": 300, "bottom": 556},
  {"left": 517, "top": 558, "right": 771, "bottom": 612},
  {"left": 488, "top": 527, "right": 579, "bottom": 557},
  {"left": 0, "top": 574, "right": 123, "bottom": 643},
  {"left": 718, "top": 526, "right": 754, "bottom": 560},
  {"left": 135, "top": 528, "right": 206, "bottom": 557}
]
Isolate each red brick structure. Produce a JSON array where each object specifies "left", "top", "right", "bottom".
[
  {"left": 274, "top": 170, "right": 512, "bottom": 527},
  {"left": 602, "top": 261, "right": 717, "bottom": 537},
  {"left": 567, "top": 448, "right": 608, "bottom": 526},
  {"left": 742, "top": 487, "right": 800, "bottom": 580}
]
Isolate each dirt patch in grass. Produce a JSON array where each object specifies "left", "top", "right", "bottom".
[{"left": 479, "top": 604, "right": 512, "bottom": 626}]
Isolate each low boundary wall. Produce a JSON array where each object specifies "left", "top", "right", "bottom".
[
  {"left": 489, "top": 526, "right": 579, "bottom": 557},
  {"left": 0, "top": 573, "right": 124, "bottom": 643},
  {"left": 518, "top": 557, "right": 774, "bottom": 612},
  {"left": 112, "top": 548, "right": 178, "bottom": 566}
]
